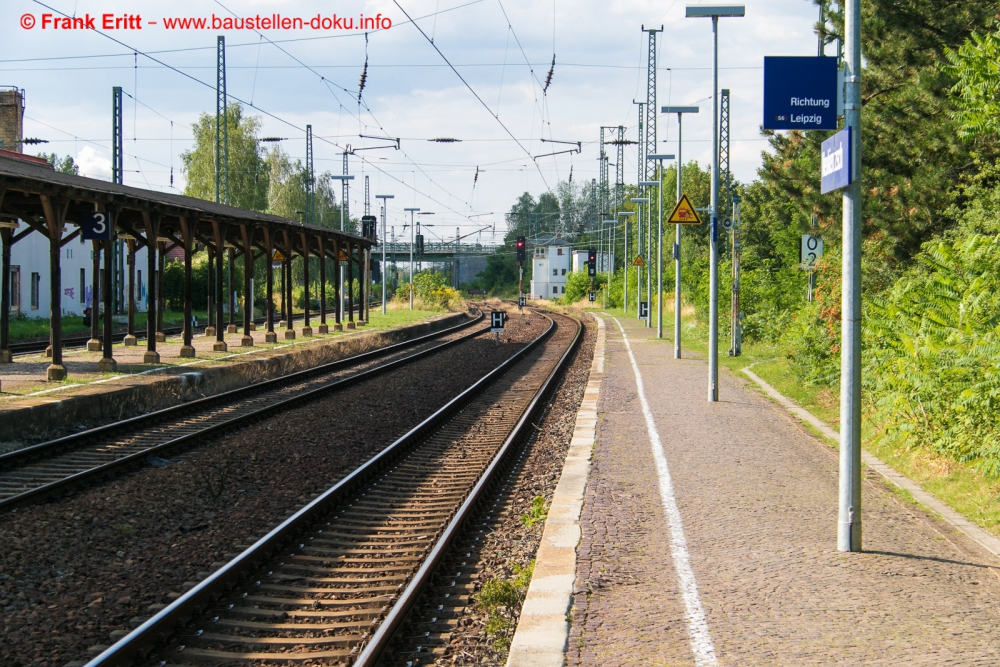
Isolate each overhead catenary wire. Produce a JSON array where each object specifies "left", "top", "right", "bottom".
[
  {"left": 391, "top": 0, "right": 551, "bottom": 191},
  {"left": 28, "top": 0, "right": 488, "bottom": 226}
]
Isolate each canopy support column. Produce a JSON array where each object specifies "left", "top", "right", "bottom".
[
  {"left": 264, "top": 227, "right": 277, "bottom": 343},
  {"left": 301, "top": 232, "right": 312, "bottom": 336},
  {"left": 211, "top": 220, "right": 227, "bottom": 351},
  {"left": 179, "top": 217, "right": 195, "bottom": 357},
  {"left": 141, "top": 210, "right": 161, "bottom": 363},
  {"left": 123, "top": 238, "right": 137, "bottom": 346},
  {"left": 318, "top": 235, "right": 328, "bottom": 334},
  {"left": 240, "top": 224, "right": 254, "bottom": 346},
  {"left": 41, "top": 195, "right": 69, "bottom": 380}
]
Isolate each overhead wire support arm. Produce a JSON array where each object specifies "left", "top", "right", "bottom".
[
  {"left": 359, "top": 134, "right": 401, "bottom": 149},
  {"left": 540, "top": 138, "right": 582, "bottom": 148},
  {"left": 533, "top": 147, "right": 581, "bottom": 161}
]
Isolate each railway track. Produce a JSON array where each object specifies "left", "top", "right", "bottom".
[
  {"left": 0, "top": 308, "right": 484, "bottom": 510},
  {"left": 83, "top": 309, "right": 581, "bottom": 666}
]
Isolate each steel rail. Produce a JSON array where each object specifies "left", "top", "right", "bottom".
[
  {"left": 355, "top": 312, "right": 583, "bottom": 665},
  {"left": 0, "top": 309, "right": 484, "bottom": 510},
  {"left": 83, "top": 310, "right": 574, "bottom": 667}
]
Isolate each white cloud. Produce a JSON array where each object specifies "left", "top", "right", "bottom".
[{"left": 76, "top": 146, "right": 112, "bottom": 180}]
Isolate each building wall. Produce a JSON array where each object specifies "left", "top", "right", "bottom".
[
  {"left": 529, "top": 244, "right": 570, "bottom": 299},
  {"left": 7, "top": 229, "right": 149, "bottom": 318},
  {"left": 0, "top": 88, "right": 24, "bottom": 152}
]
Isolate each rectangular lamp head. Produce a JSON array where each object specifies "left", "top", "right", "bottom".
[
  {"left": 375, "top": 194, "right": 394, "bottom": 199},
  {"left": 631, "top": 197, "right": 650, "bottom": 203},
  {"left": 638, "top": 181, "right": 660, "bottom": 187},
  {"left": 686, "top": 5, "right": 745, "bottom": 17},
  {"left": 329, "top": 175, "right": 355, "bottom": 180},
  {"left": 618, "top": 211, "right": 635, "bottom": 216},
  {"left": 647, "top": 154, "right": 675, "bottom": 160},
  {"left": 661, "top": 106, "right": 700, "bottom": 114},
  {"left": 404, "top": 207, "right": 420, "bottom": 212}
]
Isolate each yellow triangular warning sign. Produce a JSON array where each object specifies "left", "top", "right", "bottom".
[
  {"left": 271, "top": 249, "right": 286, "bottom": 262},
  {"left": 667, "top": 194, "right": 702, "bottom": 225},
  {"left": 338, "top": 250, "right": 349, "bottom": 261},
  {"left": 633, "top": 255, "right": 646, "bottom": 267}
]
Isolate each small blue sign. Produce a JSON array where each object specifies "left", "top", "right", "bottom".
[
  {"left": 763, "top": 56, "right": 838, "bottom": 130},
  {"left": 80, "top": 211, "right": 113, "bottom": 240},
  {"left": 820, "top": 127, "right": 852, "bottom": 194}
]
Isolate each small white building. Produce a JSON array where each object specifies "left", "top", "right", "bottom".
[{"left": 529, "top": 237, "right": 571, "bottom": 299}]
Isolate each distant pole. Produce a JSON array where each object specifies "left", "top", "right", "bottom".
[
  {"left": 405, "top": 207, "right": 419, "bottom": 310},
  {"left": 216, "top": 36, "right": 229, "bottom": 206},
  {"left": 662, "top": 107, "right": 699, "bottom": 353},
  {"left": 376, "top": 194, "right": 394, "bottom": 315},
  {"left": 840, "top": 0, "right": 863, "bottom": 553},
  {"left": 686, "top": 4, "right": 744, "bottom": 400},
  {"left": 112, "top": 86, "right": 123, "bottom": 315}
]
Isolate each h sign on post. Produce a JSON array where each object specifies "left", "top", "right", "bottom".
[
  {"left": 491, "top": 311, "right": 505, "bottom": 332},
  {"left": 639, "top": 301, "right": 649, "bottom": 319},
  {"left": 763, "top": 57, "right": 839, "bottom": 130},
  {"left": 821, "top": 127, "right": 852, "bottom": 194},
  {"left": 80, "top": 212, "right": 112, "bottom": 240}
]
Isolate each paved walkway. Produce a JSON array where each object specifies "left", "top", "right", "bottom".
[{"left": 567, "top": 314, "right": 1000, "bottom": 666}]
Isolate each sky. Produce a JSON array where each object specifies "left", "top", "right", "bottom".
[{"left": 3, "top": 0, "right": 822, "bottom": 245}]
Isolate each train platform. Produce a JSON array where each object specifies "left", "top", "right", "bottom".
[
  {"left": 0, "top": 308, "right": 468, "bottom": 447},
  {"left": 511, "top": 313, "right": 1000, "bottom": 666}
]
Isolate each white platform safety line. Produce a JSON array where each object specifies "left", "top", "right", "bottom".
[
  {"left": 506, "top": 315, "right": 606, "bottom": 667},
  {"left": 611, "top": 316, "right": 719, "bottom": 667},
  {"left": 742, "top": 368, "right": 1000, "bottom": 561}
]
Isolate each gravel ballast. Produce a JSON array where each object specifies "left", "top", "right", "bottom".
[{"left": 0, "top": 312, "right": 551, "bottom": 667}]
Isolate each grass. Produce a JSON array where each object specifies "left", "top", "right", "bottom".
[
  {"left": 8, "top": 310, "right": 211, "bottom": 341},
  {"left": 570, "top": 297, "right": 1000, "bottom": 540}
]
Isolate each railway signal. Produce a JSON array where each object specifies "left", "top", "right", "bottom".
[
  {"left": 587, "top": 248, "right": 597, "bottom": 277},
  {"left": 515, "top": 236, "right": 526, "bottom": 262},
  {"left": 516, "top": 235, "right": 526, "bottom": 307}
]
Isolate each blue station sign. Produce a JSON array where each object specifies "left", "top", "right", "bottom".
[
  {"left": 80, "top": 211, "right": 113, "bottom": 240},
  {"left": 763, "top": 56, "right": 838, "bottom": 130},
  {"left": 821, "top": 127, "right": 852, "bottom": 194}
]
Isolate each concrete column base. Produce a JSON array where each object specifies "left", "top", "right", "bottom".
[
  {"left": 143, "top": 350, "right": 161, "bottom": 364},
  {"left": 284, "top": 329, "right": 296, "bottom": 340},
  {"left": 45, "top": 345, "right": 53, "bottom": 358},
  {"left": 227, "top": 324, "right": 238, "bottom": 334},
  {"left": 123, "top": 335, "right": 138, "bottom": 347},
  {"left": 241, "top": 336, "right": 254, "bottom": 347},
  {"left": 265, "top": 331, "right": 278, "bottom": 343},
  {"left": 333, "top": 323, "right": 343, "bottom": 332},
  {"left": 97, "top": 357, "right": 117, "bottom": 373},
  {"left": 249, "top": 322, "right": 257, "bottom": 331},
  {"left": 205, "top": 326, "right": 216, "bottom": 337},
  {"left": 213, "top": 341, "right": 228, "bottom": 352},
  {"left": 318, "top": 324, "right": 329, "bottom": 334},
  {"left": 346, "top": 322, "right": 356, "bottom": 330},
  {"left": 46, "top": 364, "right": 67, "bottom": 381},
  {"left": 87, "top": 339, "right": 102, "bottom": 352},
  {"left": 357, "top": 320, "right": 367, "bottom": 327},
  {"left": 155, "top": 332, "right": 166, "bottom": 343},
  {"left": 0, "top": 349, "right": 11, "bottom": 363},
  {"left": 278, "top": 320, "right": 287, "bottom": 329},
  {"left": 179, "top": 345, "right": 196, "bottom": 358},
  {"left": 301, "top": 326, "right": 313, "bottom": 337}
]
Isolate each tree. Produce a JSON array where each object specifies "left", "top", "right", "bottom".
[
  {"left": 181, "top": 102, "right": 268, "bottom": 211},
  {"left": 37, "top": 153, "right": 78, "bottom": 174}
]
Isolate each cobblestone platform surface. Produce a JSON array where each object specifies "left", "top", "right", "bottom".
[{"left": 567, "top": 314, "right": 1000, "bottom": 666}]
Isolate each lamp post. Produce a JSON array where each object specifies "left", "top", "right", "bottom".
[
  {"left": 376, "top": 194, "right": 394, "bottom": 315},
  {"left": 639, "top": 182, "right": 660, "bottom": 329},
  {"left": 840, "top": 0, "right": 863, "bottom": 552},
  {"left": 644, "top": 153, "right": 673, "bottom": 339},
  {"left": 330, "top": 174, "right": 356, "bottom": 321},
  {"left": 630, "top": 197, "right": 649, "bottom": 320},
  {"left": 687, "top": 3, "right": 745, "bottom": 402},
  {"left": 618, "top": 211, "right": 635, "bottom": 314},
  {"left": 404, "top": 207, "right": 419, "bottom": 310},
  {"left": 661, "top": 106, "right": 699, "bottom": 357}
]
